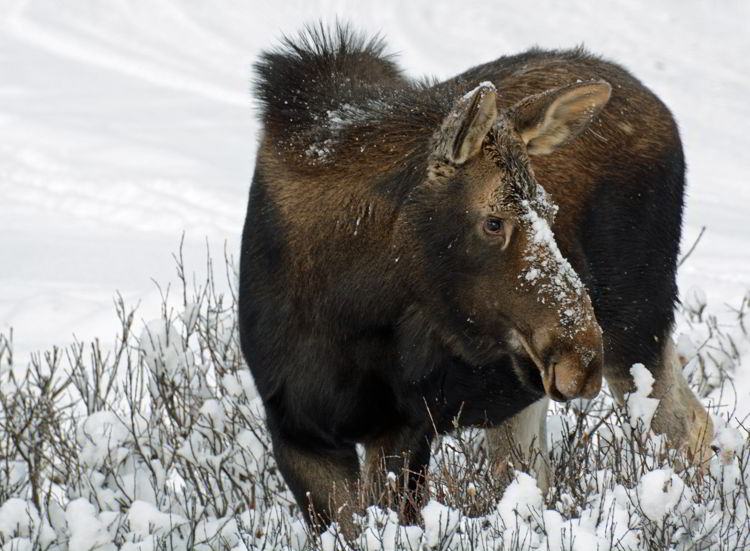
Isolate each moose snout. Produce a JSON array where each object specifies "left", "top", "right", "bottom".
[
  {"left": 516, "top": 324, "right": 603, "bottom": 402},
  {"left": 542, "top": 345, "right": 603, "bottom": 401}
]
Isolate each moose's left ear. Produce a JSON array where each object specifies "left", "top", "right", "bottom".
[
  {"left": 510, "top": 81, "right": 611, "bottom": 155},
  {"left": 433, "top": 82, "right": 498, "bottom": 165}
]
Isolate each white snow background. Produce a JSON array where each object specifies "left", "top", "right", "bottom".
[{"left": 0, "top": 1, "right": 749, "bottom": 550}]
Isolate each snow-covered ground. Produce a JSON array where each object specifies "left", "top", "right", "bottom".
[{"left": 1, "top": 1, "right": 749, "bottom": 550}]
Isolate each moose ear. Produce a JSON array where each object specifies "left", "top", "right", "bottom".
[
  {"left": 434, "top": 82, "right": 498, "bottom": 164},
  {"left": 510, "top": 81, "right": 611, "bottom": 155}
]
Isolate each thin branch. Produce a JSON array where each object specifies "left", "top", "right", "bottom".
[{"left": 678, "top": 225, "right": 706, "bottom": 267}]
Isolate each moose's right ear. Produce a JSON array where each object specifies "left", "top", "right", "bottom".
[{"left": 433, "top": 82, "right": 498, "bottom": 165}]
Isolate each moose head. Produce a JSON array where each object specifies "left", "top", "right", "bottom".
[{"left": 410, "top": 80, "right": 610, "bottom": 401}]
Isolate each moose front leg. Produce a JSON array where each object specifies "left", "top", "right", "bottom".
[
  {"left": 484, "top": 397, "right": 551, "bottom": 492},
  {"left": 605, "top": 337, "right": 714, "bottom": 466},
  {"left": 270, "top": 430, "right": 360, "bottom": 535},
  {"left": 363, "top": 427, "right": 433, "bottom": 522}
]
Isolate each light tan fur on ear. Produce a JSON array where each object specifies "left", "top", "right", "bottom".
[
  {"left": 433, "top": 82, "right": 498, "bottom": 164},
  {"left": 511, "top": 81, "right": 611, "bottom": 155}
]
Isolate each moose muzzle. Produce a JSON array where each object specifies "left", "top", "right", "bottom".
[{"left": 516, "top": 324, "right": 603, "bottom": 402}]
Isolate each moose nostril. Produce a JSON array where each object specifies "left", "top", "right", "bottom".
[
  {"left": 543, "top": 348, "right": 561, "bottom": 368},
  {"left": 541, "top": 358, "right": 570, "bottom": 403}
]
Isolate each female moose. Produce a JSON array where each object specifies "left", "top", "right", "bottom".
[{"left": 239, "top": 25, "right": 713, "bottom": 530}]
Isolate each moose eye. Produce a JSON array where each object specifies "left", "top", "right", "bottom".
[{"left": 484, "top": 218, "right": 505, "bottom": 236}]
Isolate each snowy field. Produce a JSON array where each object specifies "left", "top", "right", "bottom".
[{"left": 0, "top": 1, "right": 749, "bottom": 550}]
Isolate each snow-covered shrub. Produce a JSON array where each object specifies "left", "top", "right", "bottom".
[{"left": 0, "top": 248, "right": 748, "bottom": 550}]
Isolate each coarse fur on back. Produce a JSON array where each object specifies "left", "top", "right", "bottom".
[
  {"left": 240, "top": 23, "right": 714, "bottom": 534},
  {"left": 253, "top": 24, "right": 464, "bottom": 178},
  {"left": 252, "top": 26, "right": 628, "bottom": 180}
]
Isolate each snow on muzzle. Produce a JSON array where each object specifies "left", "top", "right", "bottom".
[{"left": 515, "top": 197, "right": 603, "bottom": 401}]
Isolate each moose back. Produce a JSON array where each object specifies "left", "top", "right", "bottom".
[{"left": 239, "top": 25, "right": 712, "bottom": 529}]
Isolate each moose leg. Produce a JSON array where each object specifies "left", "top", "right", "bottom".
[
  {"left": 484, "top": 397, "right": 550, "bottom": 492},
  {"left": 270, "top": 430, "right": 360, "bottom": 534},
  {"left": 363, "top": 427, "right": 433, "bottom": 522},
  {"left": 605, "top": 336, "right": 713, "bottom": 466}
]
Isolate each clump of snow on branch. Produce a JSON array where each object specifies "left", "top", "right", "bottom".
[{"left": 625, "top": 363, "right": 660, "bottom": 434}]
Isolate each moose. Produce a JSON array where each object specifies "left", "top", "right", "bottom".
[{"left": 239, "top": 25, "right": 713, "bottom": 531}]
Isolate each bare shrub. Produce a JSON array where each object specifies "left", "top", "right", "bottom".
[{"left": 0, "top": 245, "right": 747, "bottom": 550}]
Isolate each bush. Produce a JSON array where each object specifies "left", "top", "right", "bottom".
[{"left": 0, "top": 245, "right": 748, "bottom": 550}]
